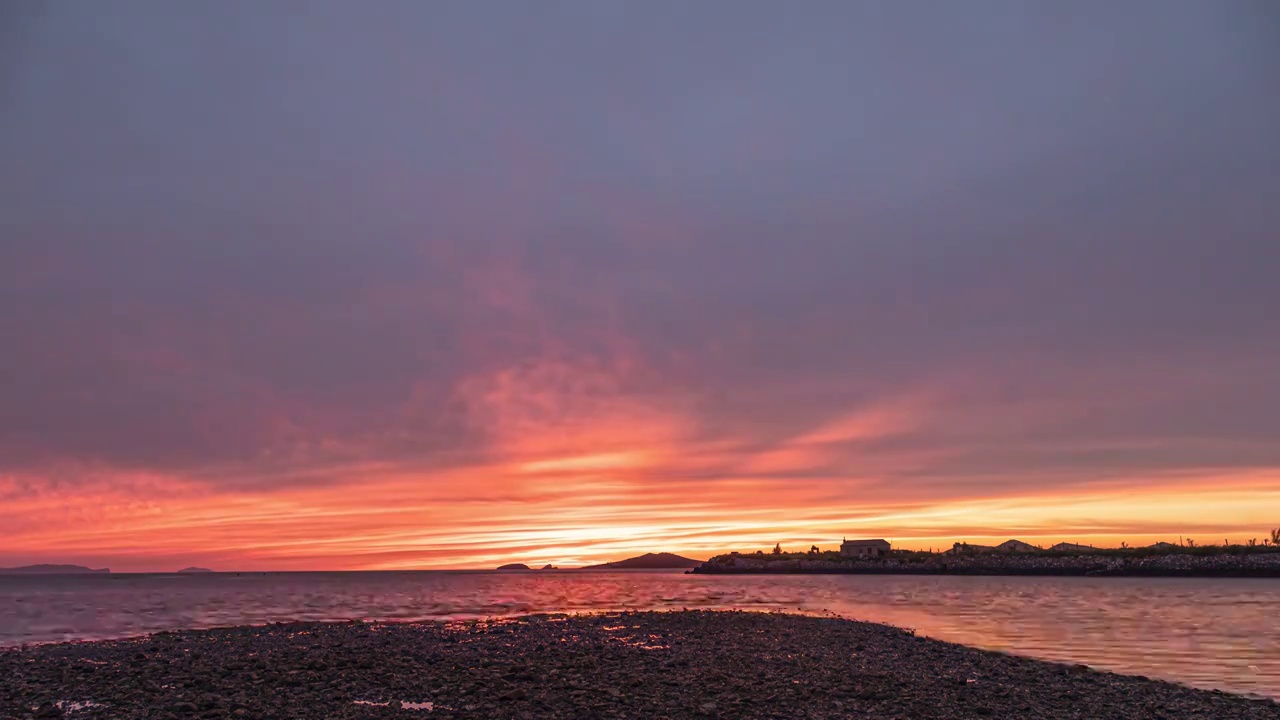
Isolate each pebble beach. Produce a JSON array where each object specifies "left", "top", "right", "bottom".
[{"left": 2, "top": 611, "right": 1277, "bottom": 720}]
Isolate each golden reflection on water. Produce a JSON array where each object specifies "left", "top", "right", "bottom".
[{"left": 2, "top": 572, "right": 1276, "bottom": 699}]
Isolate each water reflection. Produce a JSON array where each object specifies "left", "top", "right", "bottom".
[{"left": 1, "top": 571, "right": 1275, "bottom": 698}]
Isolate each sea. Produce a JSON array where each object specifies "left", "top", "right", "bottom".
[{"left": 1, "top": 571, "right": 1276, "bottom": 699}]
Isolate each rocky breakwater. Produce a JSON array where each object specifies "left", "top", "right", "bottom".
[
  {"left": 692, "top": 550, "right": 1280, "bottom": 577},
  {"left": 3, "top": 611, "right": 1277, "bottom": 719},
  {"left": 1089, "top": 551, "right": 1280, "bottom": 577}
]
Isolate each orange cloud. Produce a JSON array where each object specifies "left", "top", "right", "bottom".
[
  {"left": 741, "top": 393, "right": 931, "bottom": 475},
  {"left": 6, "top": 350, "right": 1279, "bottom": 572},
  {"left": 5, "top": 447, "right": 1279, "bottom": 572}
]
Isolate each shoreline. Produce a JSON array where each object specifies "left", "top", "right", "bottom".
[
  {"left": 2, "top": 611, "right": 1276, "bottom": 719},
  {"left": 689, "top": 567, "right": 1280, "bottom": 577},
  {"left": 692, "top": 550, "right": 1280, "bottom": 578}
]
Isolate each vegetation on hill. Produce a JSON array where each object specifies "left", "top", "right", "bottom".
[
  {"left": 581, "top": 552, "right": 703, "bottom": 570},
  {"left": 0, "top": 564, "right": 110, "bottom": 575}
]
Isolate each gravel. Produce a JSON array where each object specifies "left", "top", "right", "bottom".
[{"left": 1, "top": 611, "right": 1276, "bottom": 719}]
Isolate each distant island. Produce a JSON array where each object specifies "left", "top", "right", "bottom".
[
  {"left": 0, "top": 564, "right": 110, "bottom": 575},
  {"left": 495, "top": 554, "right": 703, "bottom": 571},
  {"left": 581, "top": 552, "right": 704, "bottom": 570},
  {"left": 177, "top": 567, "right": 214, "bottom": 574}
]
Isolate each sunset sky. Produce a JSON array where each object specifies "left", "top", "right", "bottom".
[{"left": 3, "top": 2, "right": 1279, "bottom": 571}]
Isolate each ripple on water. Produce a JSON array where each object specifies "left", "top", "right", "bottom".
[{"left": 1, "top": 572, "right": 1276, "bottom": 699}]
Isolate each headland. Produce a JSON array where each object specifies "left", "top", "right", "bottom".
[{"left": 692, "top": 539, "right": 1280, "bottom": 577}]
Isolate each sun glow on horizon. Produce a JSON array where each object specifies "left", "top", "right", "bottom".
[
  {"left": 6, "top": 342, "right": 1280, "bottom": 573},
  {"left": 5, "top": 454, "right": 1278, "bottom": 572}
]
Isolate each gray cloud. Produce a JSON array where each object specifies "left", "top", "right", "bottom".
[{"left": 2, "top": 1, "right": 1278, "bottom": 489}]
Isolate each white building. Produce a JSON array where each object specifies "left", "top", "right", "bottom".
[{"left": 840, "top": 538, "right": 891, "bottom": 558}]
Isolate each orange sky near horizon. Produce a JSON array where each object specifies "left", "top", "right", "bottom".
[
  {"left": 5, "top": 464, "right": 1278, "bottom": 572},
  {"left": 5, "top": 365, "right": 1278, "bottom": 572}
]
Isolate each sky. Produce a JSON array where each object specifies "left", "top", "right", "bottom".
[{"left": 2, "top": 1, "right": 1279, "bottom": 571}]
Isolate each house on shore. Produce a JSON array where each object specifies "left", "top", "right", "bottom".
[
  {"left": 1049, "top": 542, "right": 1098, "bottom": 553},
  {"left": 840, "top": 538, "right": 891, "bottom": 558}
]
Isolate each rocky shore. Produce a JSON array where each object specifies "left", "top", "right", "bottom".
[
  {"left": 692, "top": 550, "right": 1280, "bottom": 577},
  {"left": 2, "top": 611, "right": 1277, "bottom": 719}
]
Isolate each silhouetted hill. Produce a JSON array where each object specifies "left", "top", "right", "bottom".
[
  {"left": 177, "top": 567, "right": 214, "bottom": 573},
  {"left": 496, "top": 563, "right": 531, "bottom": 571},
  {"left": 581, "top": 552, "right": 703, "bottom": 570},
  {"left": 0, "top": 564, "right": 109, "bottom": 575}
]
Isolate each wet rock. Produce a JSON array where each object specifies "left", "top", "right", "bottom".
[{"left": 1, "top": 612, "right": 1276, "bottom": 720}]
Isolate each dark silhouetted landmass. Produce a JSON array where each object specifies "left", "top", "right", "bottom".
[
  {"left": 693, "top": 545, "right": 1280, "bottom": 577},
  {"left": 0, "top": 564, "right": 109, "bottom": 575},
  {"left": 496, "top": 563, "right": 531, "bottom": 571},
  {"left": 581, "top": 552, "right": 703, "bottom": 570},
  {"left": 540, "top": 564, "right": 557, "bottom": 570},
  {"left": 177, "top": 567, "right": 214, "bottom": 574}
]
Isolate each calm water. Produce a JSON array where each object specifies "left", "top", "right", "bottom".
[{"left": 1, "top": 572, "right": 1276, "bottom": 698}]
